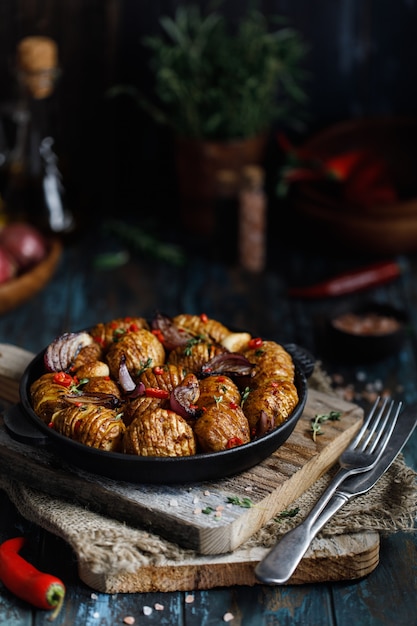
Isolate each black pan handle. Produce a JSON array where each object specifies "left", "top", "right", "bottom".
[
  {"left": 3, "top": 403, "right": 48, "bottom": 446},
  {"left": 284, "top": 343, "right": 316, "bottom": 379}
]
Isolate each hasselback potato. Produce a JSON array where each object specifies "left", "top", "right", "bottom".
[
  {"left": 241, "top": 340, "right": 294, "bottom": 384},
  {"left": 168, "top": 339, "right": 226, "bottom": 372},
  {"left": 89, "top": 316, "right": 149, "bottom": 350},
  {"left": 242, "top": 379, "right": 299, "bottom": 434},
  {"left": 106, "top": 329, "right": 165, "bottom": 380},
  {"left": 30, "top": 372, "right": 75, "bottom": 424},
  {"left": 123, "top": 408, "right": 197, "bottom": 457},
  {"left": 173, "top": 313, "right": 230, "bottom": 343},
  {"left": 52, "top": 404, "right": 125, "bottom": 451},
  {"left": 194, "top": 403, "right": 250, "bottom": 452},
  {"left": 197, "top": 375, "right": 241, "bottom": 410}
]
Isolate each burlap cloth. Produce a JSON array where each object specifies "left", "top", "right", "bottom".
[{"left": 0, "top": 363, "right": 416, "bottom": 578}]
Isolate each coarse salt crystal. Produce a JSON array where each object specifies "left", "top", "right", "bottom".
[
  {"left": 194, "top": 508, "right": 202, "bottom": 515},
  {"left": 154, "top": 603, "right": 164, "bottom": 611},
  {"left": 193, "top": 496, "right": 200, "bottom": 504},
  {"left": 123, "top": 617, "right": 135, "bottom": 625},
  {"left": 185, "top": 594, "right": 194, "bottom": 603},
  {"left": 90, "top": 593, "right": 98, "bottom": 600},
  {"left": 169, "top": 498, "right": 179, "bottom": 507},
  {"left": 92, "top": 612, "right": 100, "bottom": 619},
  {"left": 223, "top": 612, "right": 234, "bottom": 622},
  {"left": 204, "top": 490, "right": 211, "bottom": 496},
  {"left": 143, "top": 606, "right": 152, "bottom": 616}
]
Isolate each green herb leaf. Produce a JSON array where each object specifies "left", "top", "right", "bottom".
[
  {"left": 274, "top": 507, "right": 300, "bottom": 522},
  {"left": 311, "top": 411, "right": 342, "bottom": 442},
  {"left": 227, "top": 495, "right": 254, "bottom": 508}
]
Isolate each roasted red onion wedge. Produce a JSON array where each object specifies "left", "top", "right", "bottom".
[
  {"left": 118, "top": 355, "right": 145, "bottom": 397},
  {"left": 256, "top": 410, "right": 275, "bottom": 437},
  {"left": 200, "top": 352, "right": 254, "bottom": 378},
  {"left": 64, "top": 392, "right": 122, "bottom": 409},
  {"left": 170, "top": 373, "right": 201, "bottom": 419},
  {"left": 151, "top": 312, "right": 194, "bottom": 350},
  {"left": 44, "top": 332, "right": 93, "bottom": 373},
  {"left": 118, "top": 354, "right": 136, "bottom": 392}
]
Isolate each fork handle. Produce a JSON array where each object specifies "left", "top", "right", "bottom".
[{"left": 255, "top": 492, "right": 349, "bottom": 585}]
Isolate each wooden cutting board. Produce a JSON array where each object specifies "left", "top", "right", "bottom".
[
  {"left": 0, "top": 388, "right": 363, "bottom": 555},
  {"left": 0, "top": 343, "right": 380, "bottom": 590},
  {"left": 79, "top": 532, "right": 380, "bottom": 592}
]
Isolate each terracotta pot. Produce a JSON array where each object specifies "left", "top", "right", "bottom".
[{"left": 175, "top": 133, "right": 267, "bottom": 236}]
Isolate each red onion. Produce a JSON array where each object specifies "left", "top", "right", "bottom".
[
  {"left": 256, "top": 411, "right": 275, "bottom": 437},
  {"left": 64, "top": 392, "right": 121, "bottom": 409},
  {"left": 170, "top": 373, "right": 201, "bottom": 419},
  {"left": 0, "top": 223, "right": 47, "bottom": 270},
  {"left": 151, "top": 312, "right": 193, "bottom": 350},
  {"left": 44, "top": 331, "right": 93, "bottom": 372},
  {"left": 118, "top": 355, "right": 145, "bottom": 397},
  {"left": 200, "top": 352, "right": 254, "bottom": 377}
]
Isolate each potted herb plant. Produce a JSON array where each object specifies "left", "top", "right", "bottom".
[{"left": 114, "top": 5, "right": 307, "bottom": 234}]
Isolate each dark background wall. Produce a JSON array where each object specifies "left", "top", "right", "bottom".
[{"left": 1, "top": 0, "right": 416, "bottom": 224}]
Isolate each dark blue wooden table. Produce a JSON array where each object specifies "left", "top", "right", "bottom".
[{"left": 0, "top": 224, "right": 416, "bottom": 626}]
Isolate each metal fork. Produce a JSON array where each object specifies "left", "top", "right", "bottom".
[{"left": 255, "top": 396, "right": 402, "bottom": 584}]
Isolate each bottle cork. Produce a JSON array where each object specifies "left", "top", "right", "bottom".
[{"left": 16, "top": 36, "right": 58, "bottom": 99}]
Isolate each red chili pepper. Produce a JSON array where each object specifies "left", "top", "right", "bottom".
[
  {"left": 0, "top": 537, "right": 65, "bottom": 619},
  {"left": 200, "top": 313, "right": 208, "bottom": 323},
  {"left": 288, "top": 260, "right": 402, "bottom": 299},
  {"left": 151, "top": 329, "right": 165, "bottom": 343},
  {"left": 52, "top": 372, "right": 74, "bottom": 388},
  {"left": 226, "top": 437, "right": 244, "bottom": 449},
  {"left": 145, "top": 387, "right": 170, "bottom": 399},
  {"left": 153, "top": 366, "right": 165, "bottom": 375},
  {"left": 248, "top": 337, "right": 263, "bottom": 349}
]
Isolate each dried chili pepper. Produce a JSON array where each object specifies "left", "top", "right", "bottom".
[
  {"left": 0, "top": 537, "right": 65, "bottom": 619},
  {"left": 288, "top": 260, "right": 401, "bottom": 299}
]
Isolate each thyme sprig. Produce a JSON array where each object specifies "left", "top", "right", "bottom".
[
  {"left": 274, "top": 507, "right": 300, "bottom": 522},
  {"left": 311, "top": 410, "right": 342, "bottom": 442}
]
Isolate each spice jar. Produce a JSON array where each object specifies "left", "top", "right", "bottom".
[{"left": 238, "top": 165, "right": 267, "bottom": 272}]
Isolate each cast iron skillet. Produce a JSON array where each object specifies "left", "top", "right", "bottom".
[{"left": 4, "top": 343, "right": 315, "bottom": 484}]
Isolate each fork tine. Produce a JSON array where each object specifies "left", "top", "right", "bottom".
[
  {"left": 350, "top": 396, "right": 383, "bottom": 449},
  {"left": 368, "top": 400, "right": 402, "bottom": 454},
  {"left": 359, "top": 396, "right": 390, "bottom": 450}
]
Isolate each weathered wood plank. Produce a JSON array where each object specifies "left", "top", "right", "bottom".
[{"left": 0, "top": 389, "right": 363, "bottom": 554}]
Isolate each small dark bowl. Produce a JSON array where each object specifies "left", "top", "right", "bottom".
[{"left": 324, "top": 302, "right": 408, "bottom": 362}]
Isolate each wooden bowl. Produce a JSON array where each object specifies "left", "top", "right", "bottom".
[
  {"left": 0, "top": 238, "right": 62, "bottom": 314},
  {"left": 293, "top": 117, "right": 417, "bottom": 254}
]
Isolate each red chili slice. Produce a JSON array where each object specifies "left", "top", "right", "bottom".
[
  {"left": 52, "top": 372, "right": 74, "bottom": 388},
  {"left": 226, "top": 437, "right": 244, "bottom": 449},
  {"left": 145, "top": 387, "right": 170, "bottom": 399}
]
